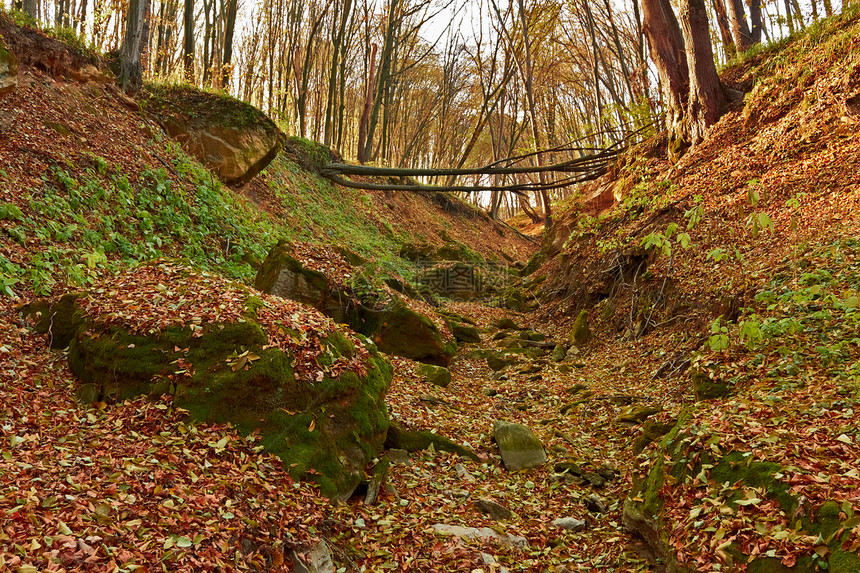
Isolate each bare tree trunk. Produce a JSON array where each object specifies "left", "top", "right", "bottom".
[
  {"left": 748, "top": 0, "right": 762, "bottom": 44},
  {"left": 822, "top": 0, "right": 832, "bottom": 17},
  {"left": 783, "top": 0, "right": 795, "bottom": 34},
  {"left": 640, "top": 0, "right": 689, "bottom": 151},
  {"left": 22, "top": 0, "right": 37, "bottom": 18},
  {"left": 517, "top": 0, "right": 551, "bottom": 225},
  {"left": 119, "top": 0, "right": 150, "bottom": 94},
  {"left": 726, "top": 0, "right": 752, "bottom": 52},
  {"left": 680, "top": 0, "right": 723, "bottom": 145},
  {"left": 357, "top": 43, "right": 377, "bottom": 164},
  {"left": 712, "top": 0, "right": 736, "bottom": 60},
  {"left": 221, "top": 0, "right": 237, "bottom": 88},
  {"left": 183, "top": 0, "right": 194, "bottom": 81}
]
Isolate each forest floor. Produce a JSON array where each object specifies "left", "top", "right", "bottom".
[{"left": 2, "top": 7, "right": 860, "bottom": 573}]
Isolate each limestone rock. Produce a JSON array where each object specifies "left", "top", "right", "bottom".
[
  {"left": 474, "top": 498, "right": 512, "bottom": 521},
  {"left": 570, "top": 310, "right": 592, "bottom": 347},
  {"left": 493, "top": 420, "right": 547, "bottom": 471},
  {"left": 418, "top": 363, "right": 451, "bottom": 388},
  {"left": 256, "top": 242, "right": 455, "bottom": 366},
  {"left": 255, "top": 243, "right": 330, "bottom": 307},
  {"left": 431, "top": 524, "right": 528, "bottom": 549},
  {"left": 552, "top": 517, "right": 586, "bottom": 532},
  {"left": 141, "top": 84, "right": 281, "bottom": 185},
  {"left": 450, "top": 321, "right": 481, "bottom": 344},
  {"left": 36, "top": 263, "right": 392, "bottom": 500},
  {"left": 0, "top": 38, "right": 17, "bottom": 97},
  {"left": 385, "top": 423, "right": 478, "bottom": 461},
  {"left": 291, "top": 541, "right": 334, "bottom": 573},
  {"left": 373, "top": 300, "right": 456, "bottom": 366}
]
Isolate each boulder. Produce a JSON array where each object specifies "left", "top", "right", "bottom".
[
  {"left": 255, "top": 242, "right": 330, "bottom": 307},
  {"left": 474, "top": 498, "right": 512, "bottom": 521},
  {"left": 32, "top": 262, "right": 391, "bottom": 500},
  {"left": 493, "top": 420, "right": 547, "bottom": 471},
  {"left": 552, "top": 517, "right": 586, "bottom": 532},
  {"left": 431, "top": 524, "right": 528, "bottom": 549},
  {"left": 141, "top": 84, "right": 281, "bottom": 185},
  {"left": 449, "top": 321, "right": 481, "bottom": 344},
  {"left": 0, "top": 37, "right": 17, "bottom": 97},
  {"left": 570, "top": 310, "right": 592, "bottom": 346},
  {"left": 256, "top": 243, "right": 456, "bottom": 366},
  {"left": 373, "top": 300, "right": 456, "bottom": 366},
  {"left": 417, "top": 363, "right": 451, "bottom": 388},
  {"left": 385, "top": 422, "right": 479, "bottom": 461}
]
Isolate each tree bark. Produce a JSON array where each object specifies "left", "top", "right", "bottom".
[
  {"left": 118, "top": 0, "right": 150, "bottom": 94},
  {"left": 22, "top": 0, "right": 37, "bottom": 18},
  {"left": 679, "top": 0, "right": 724, "bottom": 145},
  {"left": 640, "top": 0, "right": 689, "bottom": 148},
  {"left": 726, "top": 0, "right": 752, "bottom": 52},
  {"left": 221, "top": 0, "right": 238, "bottom": 89},
  {"left": 357, "top": 43, "right": 378, "bottom": 164},
  {"left": 748, "top": 0, "right": 763, "bottom": 44},
  {"left": 711, "top": 0, "right": 736, "bottom": 60},
  {"left": 183, "top": 0, "right": 194, "bottom": 82}
]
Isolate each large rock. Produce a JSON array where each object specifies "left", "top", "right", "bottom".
[
  {"left": 0, "top": 37, "right": 17, "bottom": 97},
  {"left": 373, "top": 300, "right": 456, "bottom": 366},
  {"left": 493, "top": 420, "right": 547, "bottom": 471},
  {"left": 27, "top": 262, "right": 391, "bottom": 500},
  {"left": 417, "top": 262, "right": 483, "bottom": 300},
  {"left": 141, "top": 85, "right": 280, "bottom": 185},
  {"left": 256, "top": 242, "right": 456, "bottom": 366}
]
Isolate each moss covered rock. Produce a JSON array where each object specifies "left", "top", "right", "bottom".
[
  {"left": 570, "top": 310, "right": 592, "bottom": 347},
  {"left": 385, "top": 422, "right": 478, "bottom": 461},
  {"left": 141, "top": 84, "right": 281, "bottom": 185},
  {"left": 256, "top": 243, "right": 455, "bottom": 365},
  {"left": 691, "top": 370, "right": 732, "bottom": 400},
  {"left": 418, "top": 363, "right": 451, "bottom": 388},
  {"left": 373, "top": 300, "right": 456, "bottom": 366},
  {"left": 0, "top": 37, "right": 18, "bottom": 97},
  {"left": 493, "top": 420, "right": 547, "bottom": 471},
  {"left": 449, "top": 321, "right": 481, "bottom": 344},
  {"left": 255, "top": 241, "right": 330, "bottom": 307},
  {"left": 38, "top": 262, "right": 392, "bottom": 500}
]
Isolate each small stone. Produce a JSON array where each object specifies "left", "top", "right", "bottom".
[
  {"left": 584, "top": 494, "right": 608, "bottom": 514},
  {"left": 455, "top": 463, "right": 476, "bottom": 482},
  {"left": 582, "top": 472, "right": 606, "bottom": 488},
  {"left": 495, "top": 318, "right": 519, "bottom": 330},
  {"left": 493, "top": 420, "right": 547, "bottom": 471},
  {"left": 482, "top": 387, "right": 499, "bottom": 397},
  {"left": 474, "top": 498, "right": 512, "bottom": 521},
  {"left": 418, "top": 363, "right": 452, "bottom": 388},
  {"left": 552, "top": 517, "right": 587, "bottom": 532},
  {"left": 552, "top": 344, "right": 567, "bottom": 362},
  {"left": 388, "top": 449, "right": 411, "bottom": 465},
  {"left": 291, "top": 540, "right": 334, "bottom": 573}
]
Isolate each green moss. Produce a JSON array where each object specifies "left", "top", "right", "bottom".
[
  {"left": 570, "top": 310, "right": 592, "bottom": 346},
  {"left": 692, "top": 370, "right": 732, "bottom": 400},
  {"left": 284, "top": 136, "right": 333, "bottom": 171},
  {"left": 710, "top": 452, "right": 792, "bottom": 512},
  {"left": 141, "top": 83, "right": 273, "bottom": 131},
  {"left": 385, "top": 423, "right": 478, "bottom": 461},
  {"left": 374, "top": 300, "right": 455, "bottom": 366}
]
